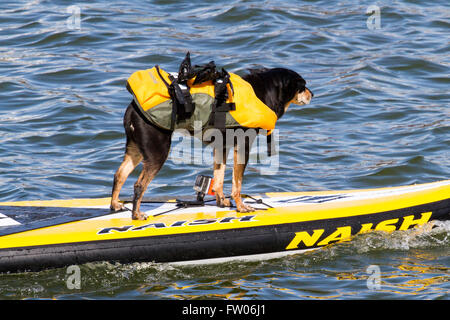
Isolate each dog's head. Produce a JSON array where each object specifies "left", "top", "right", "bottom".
[
  {"left": 244, "top": 68, "right": 313, "bottom": 118},
  {"left": 284, "top": 70, "right": 313, "bottom": 111},
  {"left": 292, "top": 78, "right": 314, "bottom": 106}
]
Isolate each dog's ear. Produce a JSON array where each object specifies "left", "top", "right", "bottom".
[{"left": 296, "top": 76, "right": 306, "bottom": 92}]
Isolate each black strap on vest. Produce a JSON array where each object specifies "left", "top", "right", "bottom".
[
  {"left": 175, "top": 52, "right": 195, "bottom": 115},
  {"left": 155, "top": 64, "right": 195, "bottom": 131},
  {"left": 209, "top": 69, "right": 235, "bottom": 129}
]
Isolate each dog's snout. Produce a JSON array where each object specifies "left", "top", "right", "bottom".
[
  {"left": 307, "top": 87, "right": 314, "bottom": 98},
  {"left": 295, "top": 88, "right": 313, "bottom": 105}
]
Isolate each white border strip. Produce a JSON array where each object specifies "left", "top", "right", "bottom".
[
  {"left": 0, "top": 213, "right": 21, "bottom": 226},
  {"left": 167, "top": 248, "right": 315, "bottom": 266}
]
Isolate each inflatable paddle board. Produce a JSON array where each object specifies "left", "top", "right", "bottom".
[{"left": 0, "top": 180, "right": 449, "bottom": 273}]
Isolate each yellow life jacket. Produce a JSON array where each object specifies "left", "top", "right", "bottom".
[{"left": 126, "top": 66, "right": 277, "bottom": 132}]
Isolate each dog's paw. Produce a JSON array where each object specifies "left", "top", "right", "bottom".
[
  {"left": 110, "top": 200, "right": 125, "bottom": 212},
  {"left": 236, "top": 203, "right": 255, "bottom": 213},
  {"left": 222, "top": 198, "right": 232, "bottom": 207},
  {"left": 216, "top": 196, "right": 232, "bottom": 208},
  {"left": 132, "top": 211, "right": 148, "bottom": 220}
]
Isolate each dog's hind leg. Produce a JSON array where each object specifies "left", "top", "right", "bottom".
[
  {"left": 131, "top": 161, "right": 161, "bottom": 220},
  {"left": 110, "top": 141, "right": 142, "bottom": 211},
  {"left": 132, "top": 146, "right": 170, "bottom": 220},
  {"left": 130, "top": 123, "right": 172, "bottom": 220}
]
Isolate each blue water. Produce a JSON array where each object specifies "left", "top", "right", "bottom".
[{"left": 0, "top": 0, "right": 449, "bottom": 299}]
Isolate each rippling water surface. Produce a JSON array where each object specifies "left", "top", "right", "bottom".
[{"left": 0, "top": 0, "right": 449, "bottom": 299}]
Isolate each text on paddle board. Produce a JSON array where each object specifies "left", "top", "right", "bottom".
[
  {"left": 285, "top": 211, "right": 432, "bottom": 249},
  {"left": 97, "top": 215, "right": 256, "bottom": 234}
]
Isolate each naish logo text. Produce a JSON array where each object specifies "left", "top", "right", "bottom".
[
  {"left": 285, "top": 211, "right": 432, "bottom": 250},
  {"left": 97, "top": 215, "right": 256, "bottom": 235}
]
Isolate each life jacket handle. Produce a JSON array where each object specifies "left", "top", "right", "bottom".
[{"left": 155, "top": 53, "right": 237, "bottom": 131}]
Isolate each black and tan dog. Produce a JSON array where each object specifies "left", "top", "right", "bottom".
[{"left": 110, "top": 66, "right": 313, "bottom": 220}]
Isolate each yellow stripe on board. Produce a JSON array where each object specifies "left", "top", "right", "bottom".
[
  {"left": 265, "top": 180, "right": 450, "bottom": 198},
  {"left": 0, "top": 198, "right": 112, "bottom": 207}
]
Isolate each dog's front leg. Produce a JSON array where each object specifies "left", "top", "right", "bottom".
[
  {"left": 212, "top": 147, "right": 231, "bottom": 207},
  {"left": 231, "top": 146, "right": 255, "bottom": 213}
]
